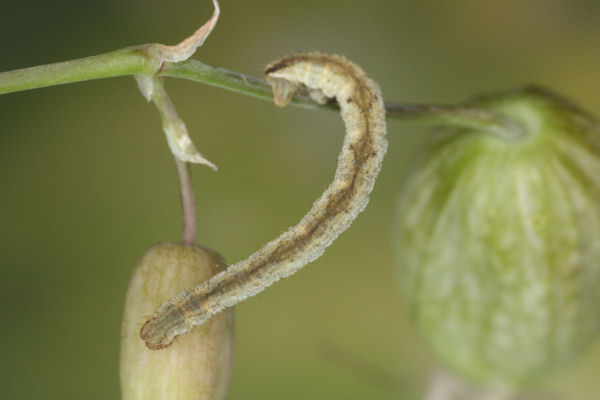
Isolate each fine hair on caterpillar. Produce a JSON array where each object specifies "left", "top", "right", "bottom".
[{"left": 140, "top": 52, "right": 387, "bottom": 350}]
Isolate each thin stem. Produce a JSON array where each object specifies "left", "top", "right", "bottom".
[
  {"left": 0, "top": 51, "right": 522, "bottom": 140},
  {"left": 384, "top": 103, "right": 523, "bottom": 140},
  {"left": 161, "top": 60, "right": 522, "bottom": 140},
  {"left": 0, "top": 46, "right": 161, "bottom": 95},
  {"left": 160, "top": 59, "right": 333, "bottom": 110},
  {"left": 148, "top": 77, "right": 204, "bottom": 245},
  {"left": 175, "top": 159, "right": 197, "bottom": 246}
]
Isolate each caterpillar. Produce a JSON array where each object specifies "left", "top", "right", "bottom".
[{"left": 140, "top": 53, "right": 387, "bottom": 349}]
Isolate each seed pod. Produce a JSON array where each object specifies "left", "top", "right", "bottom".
[
  {"left": 395, "top": 88, "right": 600, "bottom": 388},
  {"left": 120, "top": 243, "right": 234, "bottom": 400}
]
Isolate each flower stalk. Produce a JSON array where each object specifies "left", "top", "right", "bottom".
[{"left": 0, "top": 52, "right": 520, "bottom": 139}]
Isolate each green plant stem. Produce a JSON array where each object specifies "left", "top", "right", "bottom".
[
  {"left": 162, "top": 61, "right": 523, "bottom": 139},
  {"left": 0, "top": 46, "right": 162, "bottom": 95},
  {"left": 0, "top": 49, "right": 521, "bottom": 139},
  {"left": 383, "top": 103, "right": 523, "bottom": 140}
]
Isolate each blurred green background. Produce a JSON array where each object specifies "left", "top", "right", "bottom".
[{"left": 1, "top": 0, "right": 600, "bottom": 399}]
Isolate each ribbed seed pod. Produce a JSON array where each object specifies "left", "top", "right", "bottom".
[
  {"left": 395, "top": 88, "right": 600, "bottom": 388},
  {"left": 120, "top": 243, "right": 234, "bottom": 400}
]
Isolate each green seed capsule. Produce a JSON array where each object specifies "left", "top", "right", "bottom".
[
  {"left": 120, "top": 243, "right": 234, "bottom": 400},
  {"left": 395, "top": 88, "right": 600, "bottom": 388}
]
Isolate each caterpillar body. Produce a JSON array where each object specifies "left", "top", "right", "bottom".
[{"left": 140, "top": 53, "right": 387, "bottom": 349}]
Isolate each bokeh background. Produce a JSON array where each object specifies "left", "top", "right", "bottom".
[{"left": 1, "top": 0, "right": 600, "bottom": 399}]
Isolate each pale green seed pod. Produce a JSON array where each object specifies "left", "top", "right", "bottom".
[
  {"left": 120, "top": 243, "right": 234, "bottom": 400},
  {"left": 395, "top": 88, "right": 600, "bottom": 388}
]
